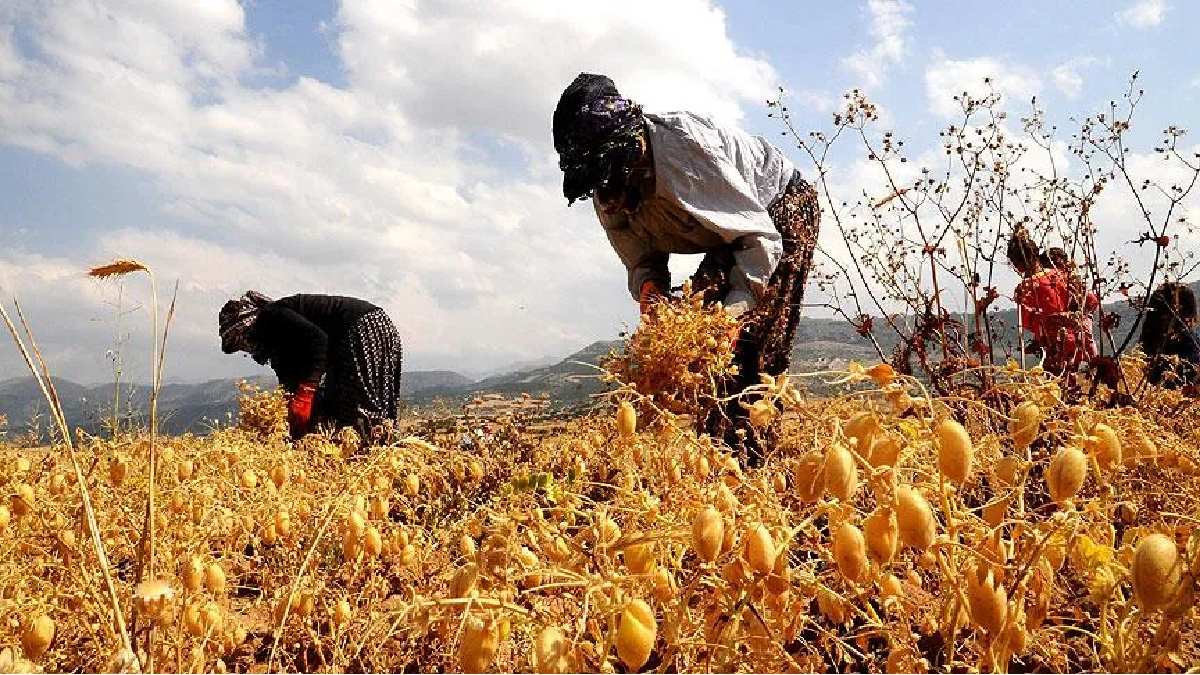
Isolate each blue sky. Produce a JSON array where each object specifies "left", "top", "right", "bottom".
[{"left": 0, "top": 0, "right": 1196, "bottom": 384}]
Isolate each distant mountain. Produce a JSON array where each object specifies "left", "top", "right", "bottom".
[{"left": 400, "top": 370, "right": 473, "bottom": 395}]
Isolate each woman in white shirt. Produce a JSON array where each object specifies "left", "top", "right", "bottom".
[{"left": 552, "top": 73, "right": 820, "bottom": 466}]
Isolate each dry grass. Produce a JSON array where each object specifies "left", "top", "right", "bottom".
[{"left": 1, "top": 302, "right": 1199, "bottom": 673}]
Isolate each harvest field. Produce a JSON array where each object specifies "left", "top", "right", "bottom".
[{"left": 1, "top": 297, "right": 1199, "bottom": 674}]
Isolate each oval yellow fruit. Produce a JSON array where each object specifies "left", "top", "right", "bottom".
[
  {"left": 895, "top": 486, "right": 936, "bottom": 551},
  {"left": 615, "top": 599, "right": 656, "bottom": 671},
  {"left": 1132, "top": 533, "right": 1183, "bottom": 610},
  {"left": 691, "top": 506, "right": 723, "bottom": 563},
  {"left": 935, "top": 418, "right": 973, "bottom": 484},
  {"left": 1047, "top": 447, "right": 1087, "bottom": 503}
]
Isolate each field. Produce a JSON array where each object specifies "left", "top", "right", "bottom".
[{"left": 2, "top": 304, "right": 1200, "bottom": 674}]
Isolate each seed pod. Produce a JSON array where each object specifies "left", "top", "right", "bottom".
[
  {"left": 459, "top": 615, "right": 500, "bottom": 673},
  {"left": 895, "top": 486, "right": 936, "bottom": 551},
  {"left": 1132, "top": 533, "right": 1183, "bottom": 610},
  {"left": 1087, "top": 423, "right": 1122, "bottom": 472},
  {"left": 982, "top": 494, "right": 1011, "bottom": 527},
  {"left": 615, "top": 599, "right": 656, "bottom": 671},
  {"left": 844, "top": 412, "right": 880, "bottom": 452},
  {"left": 238, "top": 469, "right": 257, "bottom": 489},
  {"left": 347, "top": 510, "right": 366, "bottom": 539},
  {"left": 1131, "top": 432, "right": 1156, "bottom": 467},
  {"left": 205, "top": 562, "right": 226, "bottom": 595},
  {"left": 449, "top": 563, "right": 479, "bottom": 598},
  {"left": 652, "top": 567, "right": 676, "bottom": 602},
  {"left": 693, "top": 455, "right": 711, "bottom": 480},
  {"left": 332, "top": 599, "right": 352, "bottom": 628},
  {"left": 793, "top": 453, "right": 826, "bottom": 502},
  {"left": 616, "top": 401, "right": 637, "bottom": 438},
  {"left": 965, "top": 565, "right": 1007, "bottom": 635},
  {"left": 467, "top": 460, "right": 484, "bottom": 481},
  {"left": 533, "top": 626, "right": 574, "bottom": 674},
  {"left": 624, "top": 540, "right": 656, "bottom": 575},
  {"left": 12, "top": 484, "right": 34, "bottom": 516},
  {"left": 1009, "top": 401, "right": 1041, "bottom": 452},
  {"left": 181, "top": 556, "right": 204, "bottom": 593},
  {"left": 275, "top": 510, "right": 291, "bottom": 537},
  {"left": 869, "top": 435, "right": 902, "bottom": 468},
  {"left": 747, "top": 400, "right": 775, "bottom": 428},
  {"left": 1047, "top": 447, "right": 1087, "bottom": 503},
  {"left": 363, "top": 526, "right": 383, "bottom": 557},
  {"left": 177, "top": 459, "right": 195, "bottom": 481},
  {"left": 184, "top": 601, "right": 205, "bottom": 637},
  {"left": 833, "top": 522, "right": 869, "bottom": 582},
  {"left": 0, "top": 505, "right": 10, "bottom": 529},
  {"left": 864, "top": 506, "right": 899, "bottom": 564},
  {"left": 691, "top": 506, "right": 724, "bottom": 563},
  {"left": 880, "top": 573, "right": 903, "bottom": 598},
  {"left": 824, "top": 444, "right": 858, "bottom": 502},
  {"left": 270, "top": 464, "right": 288, "bottom": 488},
  {"left": 935, "top": 419, "right": 973, "bottom": 484},
  {"left": 744, "top": 524, "right": 776, "bottom": 574},
  {"left": 404, "top": 474, "right": 420, "bottom": 496},
  {"left": 993, "top": 456, "right": 1021, "bottom": 486},
  {"left": 21, "top": 614, "right": 54, "bottom": 659}
]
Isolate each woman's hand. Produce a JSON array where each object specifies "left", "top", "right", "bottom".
[
  {"left": 639, "top": 280, "right": 666, "bottom": 316},
  {"left": 288, "top": 382, "right": 318, "bottom": 439}
]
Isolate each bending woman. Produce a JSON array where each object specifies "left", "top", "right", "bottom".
[
  {"left": 552, "top": 73, "right": 820, "bottom": 466},
  {"left": 1007, "top": 233, "right": 1097, "bottom": 374},
  {"left": 219, "top": 292, "right": 403, "bottom": 441},
  {"left": 1140, "top": 282, "right": 1200, "bottom": 390}
]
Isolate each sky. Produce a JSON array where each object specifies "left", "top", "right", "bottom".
[{"left": 1, "top": 0, "right": 1197, "bottom": 385}]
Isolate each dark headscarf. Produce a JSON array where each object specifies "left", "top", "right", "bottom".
[
  {"left": 552, "top": 73, "right": 646, "bottom": 205},
  {"left": 219, "top": 290, "right": 273, "bottom": 359},
  {"left": 1141, "top": 283, "right": 1198, "bottom": 356}
]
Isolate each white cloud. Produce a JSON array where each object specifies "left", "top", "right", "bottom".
[
  {"left": 841, "top": 0, "right": 914, "bottom": 89},
  {"left": 1052, "top": 56, "right": 1100, "bottom": 99},
  {"left": 0, "top": 0, "right": 779, "bottom": 383},
  {"left": 1115, "top": 0, "right": 1168, "bottom": 28},
  {"left": 924, "top": 52, "right": 1042, "bottom": 118}
]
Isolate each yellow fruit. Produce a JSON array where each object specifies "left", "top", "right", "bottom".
[
  {"left": 177, "top": 459, "right": 194, "bottom": 481},
  {"left": 184, "top": 601, "right": 205, "bottom": 636},
  {"left": 1087, "top": 423, "right": 1122, "bottom": 472},
  {"left": 270, "top": 464, "right": 288, "bottom": 488},
  {"left": 467, "top": 459, "right": 484, "bottom": 481},
  {"left": 1009, "top": 402, "right": 1041, "bottom": 451},
  {"left": 275, "top": 510, "right": 291, "bottom": 537},
  {"left": 895, "top": 486, "right": 936, "bottom": 551},
  {"left": 1131, "top": 433, "right": 1156, "bottom": 467},
  {"left": 845, "top": 412, "right": 880, "bottom": 452},
  {"left": 864, "top": 506, "right": 898, "bottom": 564},
  {"left": 652, "top": 568, "right": 676, "bottom": 602},
  {"left": 0, "top": 505, "right": 10, "bottom": 530},
  {"left": 449, "top": 563, "right": 479, "bottom": 598},
  {"left": 624, "top": 540, "right": 656, "bottom": 575},
  {"left": 824, "top": 444, "right": 858, "bottom": 502},
  {"left": 347, "top": 510, "right": 366, "bottom": 539},
  {"left": 533, "top": 626, "right": 574, "bottom": 674},
  {"left": 332, "top": 599, "right": 352, "bottom": 628},
  {"left": 691, "top": 506, "right": 724, "bottom": 563},
  {"left": 965, "top": 565, "right": 1007, "bottom": 635},
  {"left": 1132, "top": 533, "right": 1183, "bottom": 610},
  {"left": 459, "top": 615, "right": 500, "bottom": 673},
  {"left": 239, "top": 469, "right": 257, "bottom": 489},
  {"left": 363, "top": 526, "right": 383, "bottom": 557},
  {"left": 615, "top": 599, "right": 656, "bottom": 671},
  {"left": 833, "top": 522, "right": 869, "bottom": 582},
  {"left": 12, "top": 483, "right": 34, "bottom": 516},
  {"left": 1047, "top": 447, "right": 1087, "bottom": 503},
  {"left": 793, "top": 453, "right": 825, "bottom": 502},
  {"left": 205, "top": 562, "right": 227, "bottom": 595},
  {"left": 869, "top": 435, "right": 902, "bottom": 468},
  {"left": 935, "top": 418, "right": 973, "bottom": 484},
  {"left": 404, "top": 474, "right": 420, "bottom": 496},
  {"left": 21, "top": 614, "right": 54, "bottom": 659},
  {"left": 181, "top": 556, "right": 204, "bottom": 593},
  {"left": 993, "top": 456, "right": 1021, "bottom": 485},
  {"left": 48, "top": 473, "right": 67, "bottom": 496},
  {"left": 880, "top": 573, "right": 903, "bottom": 598},
  {"left": 747, "top": 400, "right": 775, "bottom": 428},
  {"left": 616, "top": 401, "right": 637, "bottom": 438},
  {"left": 744, "top": 524, "right": 776, "bottom": 574}
]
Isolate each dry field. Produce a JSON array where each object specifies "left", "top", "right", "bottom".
[{"left": 1, "top": 299, "right": 1199, "bottom": 673}]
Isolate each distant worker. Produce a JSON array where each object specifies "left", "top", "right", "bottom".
[
  {"left": 219, "top": 292, "right": 403, "bottom": 441},
  {"left": 1007, "top": 232, "right": 1098, "bottom": 374},
  {"left": 552, "top": 73, "right": 820, "bottom": 466},
  {"left": 1140, "top": 282, "right": 1199, "bottom": 391}
]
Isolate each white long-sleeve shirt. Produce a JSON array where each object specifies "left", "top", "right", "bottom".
[{"left": 595, "top": 111, "right": 795, "bottom": 316}]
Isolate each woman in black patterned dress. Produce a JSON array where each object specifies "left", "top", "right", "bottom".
[{"left": 218, "top": 292, "right": 403, "bottom": 442}]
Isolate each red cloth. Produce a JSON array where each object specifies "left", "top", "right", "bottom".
[
  {"left": 288, "top": 382, "right": 318, "bottom": 438},
  {"left": 1015, "top": 270, "right": 1097, "bottom": 372},
  {"left": 639, "top": 279, "right": 665, "bottom": 315}
]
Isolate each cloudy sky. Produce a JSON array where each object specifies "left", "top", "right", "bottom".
[{"left": 1, "top": 0, "right": 1197, "bottom": 385}]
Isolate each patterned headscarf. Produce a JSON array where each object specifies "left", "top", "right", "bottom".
[
  {"left": 219, "top": 291, "right": 273, "bottom": 358},
  {"left": 552, "top": 73, "right": 646, "bottom": 205}
]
